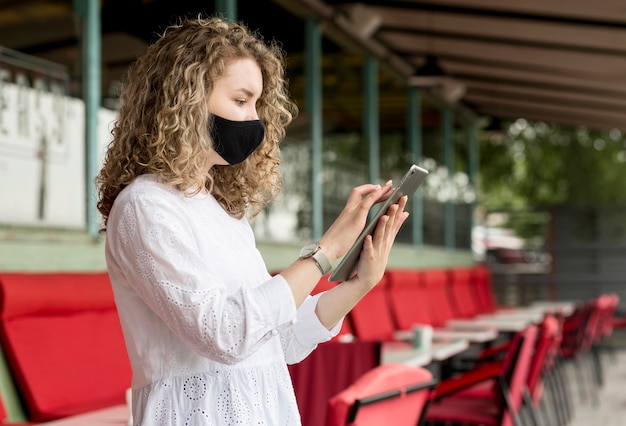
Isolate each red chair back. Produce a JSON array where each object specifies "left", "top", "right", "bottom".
[
  {"left": 601, "top": 294, "right": 619, "bottom": 338},
  {"left": 500, "top": 325, "right": 538, "bottom": 426},
  {"left": 526, "top": 315, "right": 560, "bottom": 402},
  {"left": 576, "top": 296, "right": 610, "bottom": 352},
  {"left": 0, "top": 272, "right": 131, "bottom": 422},
  {"left": 349, "top": 275, "right": 396, "bottom": 341},
  {"left": 326, "top": 363, "right": 436, "bottom": 426},
  {"left": 560, "top": 303, "right": 591, "bottom": 358},
  {"left": 596, "top": 294, "right": 619, "bottom": 340},
  {"left": 419, "top": 268, "right": 456, "bottom": 327},
  {"left": 561, "top": 295, "right": 617, "bottom": 360},
  {"left": 448, "top": 266, "right": 480, "bottom": 318},
  {"left": 385, "top": 269, "right": 433, "bottom": 330},
  {"left": 473, "top": 263, "right": 497, "bottom": 314},
  {"left": 426, "top": 325, "right": 537, "bottom": 426}
]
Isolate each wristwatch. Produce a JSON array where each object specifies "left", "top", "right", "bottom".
[{"left": 299, "top": 241, "right": 332, "bottom": 275}]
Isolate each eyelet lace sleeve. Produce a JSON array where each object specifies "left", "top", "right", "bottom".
[{"left": 278, "top": 292, "right": 343, "bottom": 364}]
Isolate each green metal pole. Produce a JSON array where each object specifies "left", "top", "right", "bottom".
[
  {"left": 467, "top": 123, "right": 479, "bottom": 232},
  {"left": 84, "top": 0, "right": 100, "bottom": 238},
  {"left": 216, "top": 0, "right": 237, "bottom": 22},
  {"left": 407, "top": 87, "right": 423, "bottom": 247},
  {"left": 442, "top": 108, "right": 455, "bottom": 249},
  {"left": 306, "top": 18, "right": 323, "bottom": 240},
  {"left": 363, "top": 57, "right": 380, "bottom": 185}
]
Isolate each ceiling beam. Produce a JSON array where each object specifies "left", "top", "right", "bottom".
[
  {"left": 469, "top": 95, "right": 626, "bottom": 130},
  {"left": 440, "top": 60, "right": 626, "bottom": 96},
  {"left": 382, "top": 31, "right": 626, "bottom": 76},
  {"left": 466, "top": 80, "right": 626, "bottom": 111},
  {"left": 404, "top": 0, "right": 626, "bottom": 25},
  {"left": 370, "top": 5, "right": 626, "bottom": 54},
  {"left": 480, "top": 105, "right": 625, "bottom": 132}
]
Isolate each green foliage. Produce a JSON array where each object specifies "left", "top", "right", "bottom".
[{"left": 478, "top": 120, "right": 626, "bottom": 211}]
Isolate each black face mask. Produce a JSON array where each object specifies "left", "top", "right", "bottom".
[{"left": 209, "top": 114, "right": 265, "bottom": 165}]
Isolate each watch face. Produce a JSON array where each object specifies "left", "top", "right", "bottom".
[{"left": 300, "top": 242, "right": 319, "bottom": 257}]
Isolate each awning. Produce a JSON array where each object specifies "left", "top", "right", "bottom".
[
  {"left": 0, "top": 0, "right": 624, "bottom": 131},
  {"left": 278, "top": 0, "right": 626, "bottom": 131}
]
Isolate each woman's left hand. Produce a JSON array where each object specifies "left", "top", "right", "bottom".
[
  {"left": 350, "top": 195, "right": 409, "bottom": 289},
  {"left": 312, "top": 195, "right": 409, "bottom": 330}
]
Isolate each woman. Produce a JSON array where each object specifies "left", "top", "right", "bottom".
[{"left": 97, "top": 16, "right": 408, "bottom": 425}]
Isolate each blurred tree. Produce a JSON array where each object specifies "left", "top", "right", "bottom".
[{"left": 479, "top": 119, "right": 626, "bottom": 211}]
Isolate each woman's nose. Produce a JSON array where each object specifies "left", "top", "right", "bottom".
[{"left": 247, "top": 105, "right": 259, "bottom": 121}]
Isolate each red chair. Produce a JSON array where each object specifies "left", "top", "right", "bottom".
[
  {"left": 550, "top": 296, "right": 616, "bottom": 416},
  {"left": 418, "top": 268, "right": 504, "bottom": 332},
  {"left": 526, "top": 315, "right": 563, "bottom": 425},
  {"left": 425, "top": 325, "right": 538, "bottom": 426},
  {"left": 326, "top": 363, "right": 437, "bottom": 426},
  {"left": 448, "top": 266, "right": 482, "bottom": 319},
  {"left": 385, "top": 269, "right": 432, "bottom": 331},
  {"left": 472, "top": 263, "right": 498, "bottom": 315},
  {"left": 600, "top": 294, "right": 621, "bottom": 375},
  {"left": 553, "top": 295, "right": 617, "bottom": 417},
  {"left": 609, "top": 294, "right": 626, "bottom": 335},
  {"left": 570, "top": 295, "right": 617, "bottom": 399},
  {"left": 471, "top": 264, "right": 524, "bottom": 317},
  {"left": 419, "top": 268, "right": 457, "bottom": 328},
  {"left": 0, "top": 272, "right": 131, "bottom": 422},
  {"left": 385, "top": 269, "right": 498, "bottom": 345},
  {"left": 445, "top": 265, "right": 535, "bottom": 334},
  {"left": 456, "top": 315, "right": 562, "bottom": 425},
  {"left": 348, "top": 275, "right": 397, "bottom": 342},
  {"left": 600, "top": 293, "right": 619, "bottom": 340}
]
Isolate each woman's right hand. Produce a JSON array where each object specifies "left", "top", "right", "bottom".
[{"left": 318, "top": 181, "right": 394, "bottom": 263}]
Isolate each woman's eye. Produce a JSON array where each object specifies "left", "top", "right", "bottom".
[{"left": 236, "top": 99, "right": 246, "bottom": 106}]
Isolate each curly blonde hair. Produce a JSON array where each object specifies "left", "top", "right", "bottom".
[{"left": 96, "top": 16, "right": 297, "bottom": 229}]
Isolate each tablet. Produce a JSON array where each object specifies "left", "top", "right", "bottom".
[{"left": 328, "top": 164, "right": 429, "bottom": 282}]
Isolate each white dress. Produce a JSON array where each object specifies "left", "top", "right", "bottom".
[{"left": 105, "top": 174, "right": 340, "bottom": 425}]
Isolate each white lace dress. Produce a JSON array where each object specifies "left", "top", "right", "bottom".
[{"left": 105, "top": 175, "right": 340, "bottom": 425}]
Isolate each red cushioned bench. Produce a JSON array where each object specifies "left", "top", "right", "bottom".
[{"left": 0, "top": 272, "right": 131, "bottom": 423}]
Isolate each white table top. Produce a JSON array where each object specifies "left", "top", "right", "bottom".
[
  {"left": 394, "top": 326, "right": 498, "bottom": 344},
  {"left": 380, "top": 338, "right": 469, "bottom": 367},
  {"left": 380, "top": 342, "right": 431, "bottom": 367},
  {"left": 430, "top": 338, "right": 470, "bottom": 361},
  {"left": 39, "top": 404, "right": 130, "bottom": 425},
  {"left": 529, "top": 300, "right": 577, "bottom": 316},
  {"left": 476, "top": 310, "right": 545, "bottom": 323},
  {"left": 431, "top": 327, "right": 498, "bottom": 343},
  {"left": 447, "top": 317, "right": 530, "bottom": 332}
]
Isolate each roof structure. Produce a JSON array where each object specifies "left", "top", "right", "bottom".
[
  {"left": 0, "top": 0, "right": 624, "bottom": 132},
  {"left": 282, "top": 0, "right": 626, "bottom": 132}
]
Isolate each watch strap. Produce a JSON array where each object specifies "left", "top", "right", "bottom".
[{"left": 312, "top": 248, "right": 332, "bottom": 275}]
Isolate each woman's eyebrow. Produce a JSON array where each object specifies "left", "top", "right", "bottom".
[{"left": 235, "top": 88, "right": 255, "bottom": 97}]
